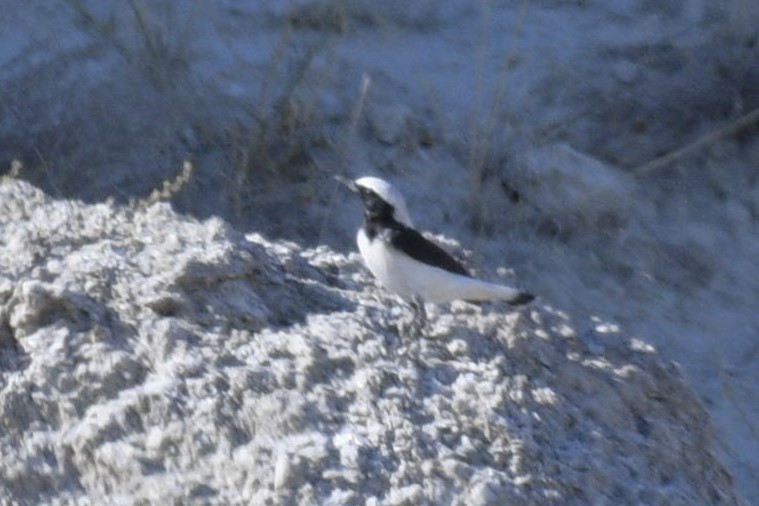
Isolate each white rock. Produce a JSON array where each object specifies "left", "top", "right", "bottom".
[
  {"left": 0, "top": 180, "right": 741, "bottom": 506},
  {"left": 273, "top": 452, "right": 295, "bottom": 490},
  {"left": 519, "top": 143, "right": 636, "bottom": 225}
]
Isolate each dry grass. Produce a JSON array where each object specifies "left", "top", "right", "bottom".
[
  {"left": 132, "top": 161, "right": 194, "bottom": 210},
  {"left": 1, "top": 160, "right": 22, "bottom": 184},
  {"left": 63, "top": 0, "right": 197, "bottom": 90},
  {"left": 634, "top": 106, "right": 759, "bottom": 177},
  {"left": 466, "top": 0, "right": 528, "bottom": 214}
]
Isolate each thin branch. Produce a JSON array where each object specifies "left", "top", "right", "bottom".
[{"left": 634, "top": 106, "right": 759, "bottom": 177}]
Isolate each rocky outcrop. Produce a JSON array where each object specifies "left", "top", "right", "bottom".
[{"left": 0, "top": 180, "right": 741, "bottom": 505}]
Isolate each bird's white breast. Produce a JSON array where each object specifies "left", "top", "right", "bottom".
[
  {"left": 357, "top": 228, "right": 486, "bottom": 303},
  {"left": 357, "top": 228, "right": 413, "bottom": 299}
]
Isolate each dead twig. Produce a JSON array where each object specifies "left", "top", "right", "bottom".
[{"left": 634, "top": 106, "right": 759, "bottom": 177}]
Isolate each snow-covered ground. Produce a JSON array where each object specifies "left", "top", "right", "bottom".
[{"left": 2, "top": 1, "right": 758, "bottom": 503}]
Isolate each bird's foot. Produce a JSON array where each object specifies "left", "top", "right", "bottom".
[{"left": 406, "top": 296, "right": 428, "bottom": 337}]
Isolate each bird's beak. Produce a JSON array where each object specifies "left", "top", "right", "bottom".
[{"left": 334, "top": 174, "right": 358, "bottom": 192}]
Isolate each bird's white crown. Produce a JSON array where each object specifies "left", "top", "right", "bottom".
[{"left": 354, "top": 176, "right": 414, "bottom": 227}]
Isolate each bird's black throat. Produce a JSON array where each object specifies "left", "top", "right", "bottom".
[
  {"left": 362, "top": 213, "right": 396, "bottom": 241},
  {"left": 358, "top": 187, "right": 395, "bottom": 226}
]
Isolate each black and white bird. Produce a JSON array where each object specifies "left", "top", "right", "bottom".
[{"left": 339, "top": 175, "right": 534, "bottom": 328}]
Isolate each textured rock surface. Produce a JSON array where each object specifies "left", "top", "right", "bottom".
[{"left": 0, "top": 180, "right": 741, "bottom": 504}]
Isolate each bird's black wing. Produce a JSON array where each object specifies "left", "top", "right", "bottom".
[{"left": 389, "top": 225, "right": 471, "bottom": 277}]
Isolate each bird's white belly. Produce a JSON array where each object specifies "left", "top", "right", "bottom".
[
  {"left": 358, "top": 229, "right": 413, "bottom": 299},
  {"left": 357, "top": 229, "right": 469, "bottom": 303}
]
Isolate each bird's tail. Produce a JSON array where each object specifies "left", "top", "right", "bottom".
[{"left": 457, "top": 277, "right": 535, "bottom": 305}]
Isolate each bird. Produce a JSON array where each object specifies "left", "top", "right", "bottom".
[{"left": 338, "top": 175, "right": 534, "bottom": 331}]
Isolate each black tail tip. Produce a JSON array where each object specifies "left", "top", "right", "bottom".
[{"left": 509, "top": 292, "right": 536, "bottom": 306}]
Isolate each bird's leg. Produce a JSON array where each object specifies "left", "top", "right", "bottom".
[
  {"left": 411, "top": 295, "right": 427, "bottom": 331},
  {"left": 402, "top": 295, "right": 427, "bottom": 341},
  {"left": 393, "top": 295, "right": 426, "bottom": 360}
]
